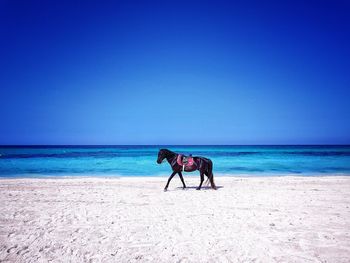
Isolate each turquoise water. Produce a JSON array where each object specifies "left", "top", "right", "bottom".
[{"left": 0, "top": 146, "right": 350, "bottom": 177}]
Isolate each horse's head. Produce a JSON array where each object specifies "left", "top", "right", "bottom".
[{"left": 157, "top": 149, "right": 169, "bottom": 164}]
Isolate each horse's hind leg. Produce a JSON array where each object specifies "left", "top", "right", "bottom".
[
  {"left": 164, "top": 172, "right": 176, "bottom": 191},
  {"left": 196, "top": 172, "right": 204, "bottom": 190},
  {"left": 204, "top": 172, "right": 210, "bottom": 186},
  {"left": 178, "top": 172, "right": 186, "bottom": 189}
]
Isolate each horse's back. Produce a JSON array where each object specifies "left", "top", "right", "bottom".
[{"left": 195, "top": 156, "right": 212, "bottom": 163}]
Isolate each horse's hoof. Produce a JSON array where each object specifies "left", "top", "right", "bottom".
[
  {"left": 183, "top": 186, "right": 187, "bottom": 190},
  {"left": 196, "top": 187, "right": 201, "bottom": 190},
  {"left": 213, "top": 187, "right": 217, "bottom": 190},
  {"left": 164, "top": 188, "right": 168, "bottom": 192}
]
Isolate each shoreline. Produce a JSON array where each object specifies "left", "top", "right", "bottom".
[{"left": 1, "top": 172, "right": 350, "bottom": 180}]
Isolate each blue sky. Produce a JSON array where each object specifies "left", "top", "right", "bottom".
[{"left": 1, "top": 0, "right": 349, "bottom": 145}]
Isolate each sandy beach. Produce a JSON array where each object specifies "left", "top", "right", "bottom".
[{"left": 0, "top": 176, "right": 350, "bottom": 262}]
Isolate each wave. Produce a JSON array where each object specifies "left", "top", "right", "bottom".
[
  {"left": 0, "top": 151, "right": 157, "bottom": 159},
  {"left": 1, "top": 150, "right": 350, "bottom": 159}
]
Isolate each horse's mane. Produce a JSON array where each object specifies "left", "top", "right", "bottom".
[{"left": 160, "top": 148, "right": 175, "bottom": 156}]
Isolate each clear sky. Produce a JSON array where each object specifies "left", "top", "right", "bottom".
[{"left": 1, "top": 0, "right": 349, "bottom": 145}]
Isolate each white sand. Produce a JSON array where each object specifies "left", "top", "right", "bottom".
[{"left": 0, "top": 176, "right": 350, "bottom": 262}]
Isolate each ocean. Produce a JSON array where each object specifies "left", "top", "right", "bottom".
[{"left": 0, "top": 145, "right": 350, "bottom": 177}]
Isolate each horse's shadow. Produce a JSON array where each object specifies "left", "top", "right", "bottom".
[{"left": 175, "top": 185, "right": 224, "bottom": 190}]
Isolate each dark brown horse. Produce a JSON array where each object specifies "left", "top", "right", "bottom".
[{"left": 156, "top": 149, "right": 217, "bottom": 191}]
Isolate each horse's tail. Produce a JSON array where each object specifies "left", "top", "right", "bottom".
[{"left": 206, "top": 159, "right": 217, "bottom": 190}]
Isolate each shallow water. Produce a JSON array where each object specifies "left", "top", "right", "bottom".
[{"left": 0, "top": 145, "right": 350, "bottom": 177}]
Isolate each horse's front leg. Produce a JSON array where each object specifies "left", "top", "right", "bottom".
[
  {"left": 164, "top": 171, "right": 176, "bottom": 191},
  {"left": 196, "top": 172, "right": 204, "bottom": 190},
  {"left": 178, "top": 172, "right": 186, "bottom": 189}
]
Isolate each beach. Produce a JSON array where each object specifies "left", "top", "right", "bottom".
[{"left": 0, "top": 176, "right": 350, "bottom": 262}]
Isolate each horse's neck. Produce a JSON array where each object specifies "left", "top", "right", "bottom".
[{"left": 165, "top": 152, "right": 176, "bottom": 164}]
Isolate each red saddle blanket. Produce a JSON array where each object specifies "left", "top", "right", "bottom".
[{"left": 177, "top": 154, "right": 195, "bottom": 167}]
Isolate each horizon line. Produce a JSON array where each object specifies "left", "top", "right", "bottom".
[{"left": 1, "top": 144, "right": 350, "bottom": 147}]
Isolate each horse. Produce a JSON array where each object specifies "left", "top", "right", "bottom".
[{"left": 156, "top": 149, "right": 217, "bottom": 191}]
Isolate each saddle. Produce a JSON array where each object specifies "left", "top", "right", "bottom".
[{"left": 177, "top": 154, "right": 197, "bottom": 171}]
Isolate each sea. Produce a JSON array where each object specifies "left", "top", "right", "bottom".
[{"left": 0, "top": 145, "right": 350, "bottom": 178}]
